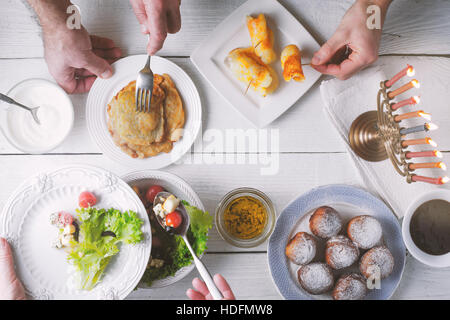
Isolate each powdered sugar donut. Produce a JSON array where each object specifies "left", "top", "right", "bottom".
[
  {"left": 347, "top": 215, "right": 382, "bottom": 249},
  {"left": 285, "top": 232, "right": 317, "bottom": 265},
  {"left": 332, "top": 273, "right": 367, "bottom": 300},
  {"left": 360, "top": 246, "right": 394, "bottom": 279},
  {"left": 309, "top": 206, "right": 343, "bottom": 239},
  {"left": 297, "top": 262, "right": 334, "bottom": 295},
  {"left": 325, "top": 235, "right": 359, "bottom": 270}
]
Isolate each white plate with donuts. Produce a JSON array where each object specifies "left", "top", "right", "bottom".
[{"left": 268, "top": 184, "right": 406, "bottom": 300}]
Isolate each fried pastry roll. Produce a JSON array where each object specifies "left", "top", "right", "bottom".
[
  {"left": 246, "top": 14, "right": 276, "bottom": 65},
  {"left": 225, "top": 47, "right": 278, "bottom": 97},
  {"left": 281, "top": 44, "right": 305, "bottom": 82}
]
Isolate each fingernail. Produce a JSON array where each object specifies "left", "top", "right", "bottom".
[
  {"left": 311, "top": 54, "right": 321, "bottom": 65},
  {"left": 140, "top": 24, "right": 148, "bottom": 34},
  {"left": 0, "top": 238, "right": 6, "bottom": 249},
  {"left": 147, "top": 46, "right": 156, "bottom": 55},
  {"left": 101, "top": 69, "right": 112, "bottom": 79}
]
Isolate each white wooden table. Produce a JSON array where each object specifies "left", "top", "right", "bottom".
[{"left": 1, "top": 0, "right": 450, "bottom": 300}]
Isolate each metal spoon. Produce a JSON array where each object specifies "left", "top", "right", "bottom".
[
  {"left": 0, "top": 93, "right": 40, "bottom": 125},
  {"left": 154, "top": 192, "right": 223, "bottom": 300}
]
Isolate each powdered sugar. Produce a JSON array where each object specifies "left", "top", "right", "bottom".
[
  {"left": 348, "top": 215, "right": 382, "bottom": 249},
  {"left": 360, "top": 246, "right": 394, "bottom": 279},
  {"left": 333, "top": 274, "right": 367, "bottom": 300},
  {"left": 286, "top": 232, "right": 317, "bottom": 265},
  {"left": 297, "top": 262, "right": 334, "bottom": 295},
  {"left": 310, "top": 207, "right": 343, "bottom": 238},
  {"left": 325, "top": 236, "right": 359, "bottom": 269}
]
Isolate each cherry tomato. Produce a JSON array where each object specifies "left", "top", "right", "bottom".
[
  {"left": 58, "top": 211, "right": 74, "bottom": 227},
  {"left": 145, "top": 185, "right": 164, "bottom": 203},
  {"left": 79, "top": 191, "right": 97, "bottom": 208},
  {"left": 165, "top": 211, "right": 182, "bottom": 229}
]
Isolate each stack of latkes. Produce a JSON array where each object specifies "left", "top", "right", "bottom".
[{"left": 107, "top": 74, "right": 185, "bottom": 158}]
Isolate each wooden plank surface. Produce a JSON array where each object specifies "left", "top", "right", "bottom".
[
  {"left": 127, "top": 253, "right": 450, "bottom": 300},
  {"left": 128, "top": 253, "right": 283, "bottom": 300},
  {"left": 1, "top": 55, "right": 449, "bottom": 154},
  {"left": 0, "top": 153, "right": 363, "bottom": 252},
  {"left": 1, "top": 0, "right": 450, "bottom": 301},
  {"left": 1, "top": 0, "right": 449, "bottom": 59}
]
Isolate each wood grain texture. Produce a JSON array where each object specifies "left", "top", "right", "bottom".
[
  {"left": 0, "top": 0, "right": 448, "bottom": 58},
  {"left": 128, "top": 253, "right": 282, "bottom": 300},
  {"left": 1, "top": 55, "right": 449, "bottom": 154},
  {"left": 127, "top": 253, "right": 450, "bottom": 300},
  {"left": 1, "top": 0, "right": 450, "bottom": 301},
  {"left": 0, "top": 153, "right": 363, "bottom": 252},
  {"left": 392, "top": 256, "right": 450, "bottom": 300}
]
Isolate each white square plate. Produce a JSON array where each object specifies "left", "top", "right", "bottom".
[{"left": 191, "top": 0, "right": 322, "bottom": 127}]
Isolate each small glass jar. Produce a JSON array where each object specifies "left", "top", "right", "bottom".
[{"left": 215, "top": 187, "right": 276, "bottom": 248}]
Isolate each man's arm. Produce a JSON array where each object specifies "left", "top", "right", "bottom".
[
  {"left": 130, "top": 0, "right": 182, "bottom": 55},
  {"left": 25, "top": 0, "right": 72, "bottom": 28},
  {"left": 312, "top": 0, "right": 392, "bottom": 80},
  {"left": 24, "top": 0, "right": 121, "bottom": 94}
]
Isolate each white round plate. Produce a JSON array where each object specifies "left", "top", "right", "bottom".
[
  {"left": 121, "top": 170, "right": 205, "bottom": 288},
  {"left": 0, "top": 165, "right": 151, "bottom": 300},
  {"left": 268, "top": 184, "right": 406, "bottom": 300},
  {"left": 86, "top": 55, "right": 202, "bottom": 169}
]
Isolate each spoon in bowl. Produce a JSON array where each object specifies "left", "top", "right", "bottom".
[
  {"left": 0, "top": 93, "right": 40, "bottom": 125},
  {"left": 154, "top": 192, "right": 224, "bottom": 300}
]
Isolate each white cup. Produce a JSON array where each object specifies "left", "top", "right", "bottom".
[{"left": 402, "top": 189, "right": 450, "bottom": 267}]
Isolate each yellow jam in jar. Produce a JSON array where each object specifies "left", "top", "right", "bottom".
[{"left": 223, "top": 196, "right": 267, "bottom": 239}]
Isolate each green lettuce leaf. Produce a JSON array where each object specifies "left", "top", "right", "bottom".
[{"left": 68, "top": 207, "right": 143, "bottom": 291}]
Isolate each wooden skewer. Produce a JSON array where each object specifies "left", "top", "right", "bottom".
[
  {"left": 254, "top": 41, "right": 262, "bottom": 49},
  {"left": 244, "top": 79, "right": 253, "bottom": 95}
]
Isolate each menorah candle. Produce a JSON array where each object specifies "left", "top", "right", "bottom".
[
  {"left": 391, "top": 96, "right": 420, "bottom": 111},
  {"left": 388, "top": 79, "right": 420, "bottom": 99},
  {"left": 400, "top": 123, "right": 438, "bottom": 135},
  {"left": 411, "top": 175, "right": 449, "bottom": 185},
  {"left": 385, "top": 65, "right": 415, "bottom": 87},
  {"left": 409, "top": 162, "right": 447, "bottom": 170},
  {"left": 401, "top": 137, "right": 437, "bottom": 148},
  {"left": 394, "top": 110, "right": 431, "bottom": 122},
  {"left": 406, "top": 150, "right": 442, "bottom": 159}
]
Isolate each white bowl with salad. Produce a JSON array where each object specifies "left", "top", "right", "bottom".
[{"left": 122, "top": 170, "right": 213, "bottom": 288}]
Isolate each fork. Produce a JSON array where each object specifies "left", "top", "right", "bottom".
[
  {"left": 135, "top": 36, "right": 154, "bottom": 113},
  {"left": 0, "top": 93, "right": 40, "bottom": 125}
]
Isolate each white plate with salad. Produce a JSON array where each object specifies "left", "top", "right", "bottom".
[
  {"left": 122, "top": 170, "right": 213, "bottom": 288},
  {"left": 0, "top": 165, "right": 151, "bottom": 300}
]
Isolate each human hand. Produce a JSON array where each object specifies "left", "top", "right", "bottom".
[
  {"left": 311, "top": 0, "right": 391, "bottom": 80},
  {"left": 42, "top": 26, "right": 122, "bottom": 94},
  {"left": 130, "top": 0, "right": 182, "bottom": 55},
  {"left": 186, "top": 274, "right": 236, "bottom": 300},
  {"left": 0, "top": 238, "right": 26, "bottom": 300}
]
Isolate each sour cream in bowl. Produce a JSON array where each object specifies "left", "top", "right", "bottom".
[{"left": 1, "top": 79, "right": 74, "bottom": 153}]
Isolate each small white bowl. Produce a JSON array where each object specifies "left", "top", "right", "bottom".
[
  {"left": 0, "top": 78, "right": 74, "bottom": 154},
  {"left": 402, "top": 189, "right": 450, "bottom": 267}
]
